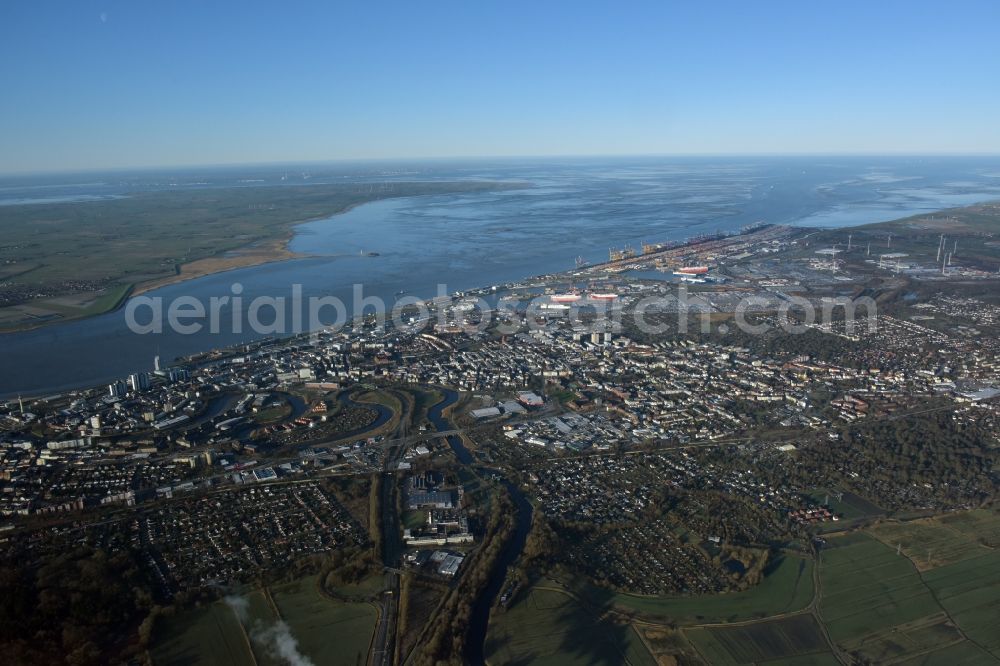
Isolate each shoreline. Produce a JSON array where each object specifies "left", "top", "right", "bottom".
[
  {"left": 3, "top": 198, "right": 998, "bottom": 398},
  {"left": 0, "top": 182, "right": 530, "bottom": 335},
  {"left": 0, "top": 196, "right": 434, "bottom": 335},
  {"left": 131, "top": 234, "right": 303, "bottom": 297},
  {"left": 0, "top": 221, "right": 822, "bottom": 400},
  {"left": 0, "top": 232, "right": 308, "bottom": 336},
  {"left": 130, "top": 197, "right": 385, "bottom": 297}
]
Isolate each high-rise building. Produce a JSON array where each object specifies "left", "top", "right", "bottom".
[
  {"left": 128, "top": 372, "right": 150, "bottom": 392},
  {"left": 168, "top": 368, "right": 190, "bottom": 383},
  {"left": 108, "top": 381, "right": 127, "bottom": 399}
]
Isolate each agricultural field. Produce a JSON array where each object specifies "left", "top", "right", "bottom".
[
  {"left": 895, "top": 640, "right": 999, "bottom": 666},
  {"left": 819, "top": 533, "right": 943, "bottom": 644},
  {"left": 637, "top": 625, "right": 708, "bottom": 665},
  {"left": 867, "top": 510, "right": 1000, "bottom": 659},
  {"left": 817, "top": 514, "right": 1000, "bottom": 665},
  {"left": 868, "top": 515, "right": 993, "bottom": 570},
  {"left": 486, "top": 512, "right": 1000, "bottom": 664},
  {"left": 923, "top": 552, "right": 1000, "bottom": 658},
  {"left": 269, "top": 577, "right": 377, "bottom": 666},
  {"left": 484, "top": 585, "right": 655, "bottom": 666},
  {"left": 939, "top": 508, "right": 1000, "bottom": 548},
  {"left": 685, "top": 613, "right": 829, "bottom": 665},
  {"left": 752, "top": 654, "right": 842, "bottom": 666},
  {"left": 150, "top": 601, "right": 256, "bottom": 666},
  {"left": 848, "top": 615, "right": 967, "bottom": 665},
  {"left": 150, "top": 575, "right": 377, "bottom": 666}
]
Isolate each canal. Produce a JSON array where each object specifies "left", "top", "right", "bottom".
[{"left": 426, "top": 389, "right": 534, "bottom": 665}]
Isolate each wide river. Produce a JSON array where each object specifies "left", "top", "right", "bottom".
[{"left": 2, "top": 156, "right": 1000, "bottom": 397}]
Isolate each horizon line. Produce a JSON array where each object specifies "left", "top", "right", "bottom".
[{"left": 4, "top": 151, "right": 1000, "bottom": 178}]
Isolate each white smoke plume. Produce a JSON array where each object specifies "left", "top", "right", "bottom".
[
  {"left": 223, "top": 595, "right": 250, "bottom": 622},
  {"left": 223, "top": 593, "right": 315, "bottom": 666},
  {"left": 253, "top": 620, "right": 316, "bottom": 666}
]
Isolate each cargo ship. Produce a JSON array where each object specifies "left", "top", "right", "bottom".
[
  {"left": 550, "top": 293, "right": 582, "bottom": 303},
  {"left": 589, "top": 293, "right": 618, "bottom": 301},
  {"left": 674, "top": 266, "right": 709, "bottom": 275}
]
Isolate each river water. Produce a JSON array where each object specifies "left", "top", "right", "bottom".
[
  {"left": 426, "top": 389, "right": 534, "bottom": 664},
  {"left": 3, "top": 156, "right": 1000, "bottom": 397}
]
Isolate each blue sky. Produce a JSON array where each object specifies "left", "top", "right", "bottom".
[{"left": 2, "top": 1, "right": 999, "bottom": 173}]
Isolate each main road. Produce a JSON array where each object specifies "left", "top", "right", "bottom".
[{"left": 370, "top": 389, "right": 410, "bottom": 666}]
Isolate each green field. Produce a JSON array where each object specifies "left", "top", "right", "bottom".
[
  {"left": 668, "top": 519, "right": 1000, "bottom": 665},
  {"left": 869, "top": 516, "right": 992, "bottom": 570},
  {"left": 685, "top": 630, "right": 841, "bottom": 666},
  {"left": 757, "top": 654, "right": 842, "bottom": 666},
  {"left": 808, "top": 488, "right": 884, "bottom": 521},
  {"left": 940, "top": 508, "right": 1000, "bottom": 548},
  {"left": 402, "top": 509, "right": 429, "bottom": 530},
  {"left": 151, "top": 576, "right": 377, "bottom": 666},
  {"left": 269, "top": 577, "right": 376, "bottom": 665},
  {"left": 489, "top": 511, "right": 1000, "bottom": 664},
  {"left": 865, "top": 511, "right": 1000, "bottom": 659},
  {"left": 819, "top": 533, "right": 942, "bottom": 644},
  {"left": 924, "top": 553, "right": 1000, "bottom": 657},
  {"left": 685, "top": 613, "right": 828, "bottom": 664},
  {"left": 896, "top": 640, "right": 999, "bottom": 666},
  {"left": 151, "top": 601, "right": 256, "bottom": 666},
  {"left": 326, "top": 572, "right": 386, "bottom": 601},
  {"left": 486, "top": 557, "right": 816, "bottom": 665},
  {"left": 850, "top": 616, "right": 965, "bottom": 664},
  {"left": 484, "top": 585, "right": 655, "bottom": 666},
  {"left": 576, "top": 554, "right": 814, "bottom": 624},
  {"left": 817, "top": 521, "right": 1000, "bottom": 664}
]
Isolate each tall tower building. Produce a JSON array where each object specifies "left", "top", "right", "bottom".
[{"left": 128, "top": 372, "right": 150, "bottom": 392}]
